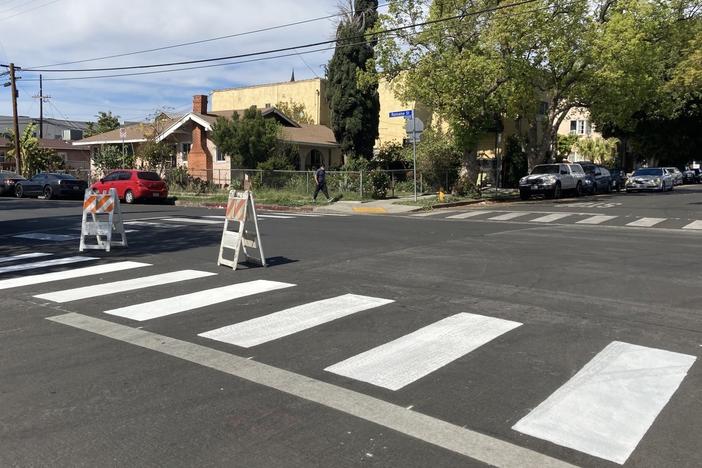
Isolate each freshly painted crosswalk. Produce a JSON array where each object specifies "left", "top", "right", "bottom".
[
  {"left": 104, "top": 280, "right": 295, "bottom": 321},
  {"left": 626, "top": 217, "right": 666, "bottom": 228},
  {"left": 0, "top": 252, "right": 51, "bottom": 263},
  {"left": 529, "top": 213, "right": 572, "bottom": 223},
  {"left": 575, "top": 215, "right": 618, "bottom": 225},
  {"left": 446, "top": 211, "right": 494, "bottom": 219},
  {"left": 489, "top": 212, "right": 531, "bottom": 221},
  {"left": 34, "top": 269, "right": 217, "bottom": 303},
  {"left": 0, "top": 261, "right": 150, "bottom": 290},
  {"left": 199, "top": 294, "right": 394, "bottom": 348},
  {"left": 325, "top": 313, "right": 522, "bottom": 390},
  {"left": 513, "top": 341, "right": 696, "bottom": 464},
  {"left": 0, "top": 256, "right": 97, "bottom": 274}
]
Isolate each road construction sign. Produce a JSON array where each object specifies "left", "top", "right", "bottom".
[
  {"left": 79, "top": 188, "right": 127, "bottom": 252},
  {"left": 218, "top": 190, "right": 266, "bottom": 270}
]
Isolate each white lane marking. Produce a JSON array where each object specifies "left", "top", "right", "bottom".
[
  {"left": 411, "top": 211, "right": 458, "bottom": 217},
  {"left": 626, "top": 217, "right": 666, "bottom": 228},
  {"left": 0, "top": 253, "right": 52, "bottom": 263},
  {"left": 682, "top": 220, "right": 702, "bottom": 230},
  {"left": 48, "top": 313, "right": 575, "bottom": 468},
  {"left": 446, "top": 211, "right": 493, "bottom": 219},
  {"left": 258, "top": 215, "right": 295, "bottom": 219},
  {"left": 13, "top": 233, "right": 78, "bottom": 241},
  {"left": 326, "top": 313, "right": 522, "bottom": 391},
  {"left": 513, "top": 341, "right": 696, "bottom": 465},
  {"left": 123, "top": 221, "right": 185, "bottom": 228},
  {"left": 0, "top": 256, "right": 97, "bottom": 275},
  {"left": 199, "top": 294, "right": 394, "bottom": 348},
  {"left": 0, "top": 261, "right": 150, "bottom": 290},
  {"left": 268, "top": 212, "right": 322, "bottom": 217},
  {"left": 489, "top": 212, "right": 531, "bottom": 221},
  {"left": 203, "top": 215, "right": 226, "bottom": 220},
  {"left": 34, "top": 270, "right": 217, "bottom": 303},
  {"left": 104, "top": 280, "right": 295, "bottom": 321},
  {"left": 162, "top": 218, "right": 222, "bottom": 225},
  {"left": 576, "top": 215, "right": 618, "bottom": 225},
  {"left": 529, "top": 213, "right": 572, "bottom": 223}
]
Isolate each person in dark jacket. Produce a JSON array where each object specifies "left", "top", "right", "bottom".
[{"left": 313, "top": 164, "right": 330, "bottom": 202}]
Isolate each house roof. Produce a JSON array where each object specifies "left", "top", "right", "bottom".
[
  {"left": 281, "top": 125, "right": 338, "bottom": 148},
  {"left": 73, "top": 118, "right": 179, "bottom": 146},
  {"left": 0, "top": 137, "right": 90, "bottom": 151}
]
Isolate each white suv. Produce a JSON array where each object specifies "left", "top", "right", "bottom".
[{"left": 519, "top": 163, "right": 586, "bottom": 200}]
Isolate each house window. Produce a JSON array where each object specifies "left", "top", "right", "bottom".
[
  {"left": 264, "top": 103, "right": 271, "bottom": 108},
  {"left": 182, "top": 143, "right": 191, "bottom": 161},
  {"left": 216, "top": 147, "right": 225, "bottom": 162},
  {"left": 570, "top": 120, "right": 577, "bottom": 134}
]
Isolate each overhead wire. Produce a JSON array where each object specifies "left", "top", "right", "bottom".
[{"left": 0, "top": 0, "right": 61, "bottom": 22}]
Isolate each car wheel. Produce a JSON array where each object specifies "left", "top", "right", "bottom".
[
  {"left": 553, "top": 183, "right": 562, "bottom": 199},
  {"left": 575, "top": 182, "right": 582, "bottom": 197},
  {"left": 15, "top": 185, "right": 23, "bottom": 198},
  {"left": 43, "top": 185, "right": 54, "bottom": 200},
  {"left": 519, "top": 189, "right": 530, "bottom": 201},
  {"left": 124, "top": 190, "right": 135, "bottom": 204}
]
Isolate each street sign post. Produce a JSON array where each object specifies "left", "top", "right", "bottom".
[{"left": 389, "top": 109, "right": 418, "bottom": 201}]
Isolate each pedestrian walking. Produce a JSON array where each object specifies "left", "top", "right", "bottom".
[{"left": 313, "top": 163, "right": 330, "bottom": 202}]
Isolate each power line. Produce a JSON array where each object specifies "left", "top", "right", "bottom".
[
  {"left": 0, "top": 0, "right": 43, "bottom": 16},
  {"left": 28, "top": 2, "right": 392, "bottom": 69},
  {"left": 0, "top": 0, "right": 61, "bottom": 22},
  {"left": 22, "top": 0, "right": 538, "bottom": 74}
]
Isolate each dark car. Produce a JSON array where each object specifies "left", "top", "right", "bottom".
[
  {"left": 15, "top": 173, "right": 88, "bottom": 199},
  {"left": 682, "top": 168, "right": 700, "bottom": 184},
  {"left": 91, "top": 169, "right": 168, "bottom": 204},
  {"left": 578, "top": 161, "right": 612, "bottom": 195},
  {"left": 0, "top": 171, "right": 26, "bottom": 196},
  {"left": 607, "top": 167, "right": 627, "bottom": 192}
]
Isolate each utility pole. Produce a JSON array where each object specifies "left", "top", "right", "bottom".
[
  {"left": 33, "top": 74, "right": 50, "bottom": 139},
  {"left": 6, "top": 63, "right": 22, "bottom": 175}
]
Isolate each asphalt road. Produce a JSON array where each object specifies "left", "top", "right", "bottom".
[{"left": 1, "top": 186, "right": 701, "bottom": 468}]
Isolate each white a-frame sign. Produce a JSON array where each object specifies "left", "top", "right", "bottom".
[
  {"left": 217, "top": 190, "right": 266, "bottom": 270},
  {"left": 79, "top": 188, "right": 127, "bottom": 252}
]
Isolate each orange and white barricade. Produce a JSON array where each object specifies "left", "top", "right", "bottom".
[
  {"left": 217, "top": 190, "right": 266, "bottom": 270},
  {"left": 79, "top": 188, "right": 127, "bottom": 252}
]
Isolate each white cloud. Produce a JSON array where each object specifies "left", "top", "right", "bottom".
[{"left": 0, "top": 0, "right": 351, "bottom": 122}]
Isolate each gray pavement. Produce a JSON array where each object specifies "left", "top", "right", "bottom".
[{"left": 1, "top": 186, "right": 701, "bottom": 467}]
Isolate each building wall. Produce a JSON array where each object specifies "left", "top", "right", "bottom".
[
  {"left": 211, "top": 78, "right": 329, "bottom": 126},
  {"left": 557, "top": 107, "right": 603, "bottom": 161}
]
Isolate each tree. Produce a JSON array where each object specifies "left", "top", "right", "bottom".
[
  {"left": 137, "top": 140, "right": 172, "bottom": 173},
  {"left": 7, "top": 124, "right": 63, "bottom": 177},
  {"left": 93, "top": 145, "right": 133, "bottom": 175},
  {"left": 85, "top": 111, "right": 120, "bottom": 137},
  {"left": 556, "top": 134, "right": 580, "bottom": 161},
  {"left": 210, "top": 106, "right": 281, "bottom": 169},
  {"left": 275, "top": 100, "right": 315, "bottom": 124},
  {"left": 326, "top": 0, "right": 380, "bottom": 159},
  {"left": 573, "top": 137, "right": 619, "bottom": 165}
]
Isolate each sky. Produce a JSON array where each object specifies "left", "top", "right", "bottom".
[{"left": 0, "top": 0, "right": 371, "bottom": 124}]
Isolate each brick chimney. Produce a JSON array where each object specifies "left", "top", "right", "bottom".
[
  {"left": 193, "top": 94, "right": 208, "bottom": 114},
  {"left": 188, "top": 94, "right": 212, "bottom": 181}
]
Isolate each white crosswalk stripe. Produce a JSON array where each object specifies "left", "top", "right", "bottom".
[
  {"left": 162, "top": 217, "right": 222, "bottom": 225},
  {"left": 529, "top": 213, "right": 572, "bottom": 223},
  {"left": 446, "top": 211, "right": 494, "bottom": 219},
  {"left": 258, "top": 214, "right": 295, "bottom": 219},
  {"left": 13, "top": 233, "right": 79, "bottom": 241},
  {"left": 0, "top": 256, "right": 97, "bottom": 274},
  {"left": 489, "top": 212, "right": 531, "bottom": 221},
  {"left": 0, "top": 252, "right": 52, "bottom": 263},
  {"left": 411, "top": 210, "right": 458, "bottom": 217},
  {"left": 104, "top": 280, "right": 295, "bottom": 321},
  {"left": 199, "top": 294, "right": 394, "bottom": 348},
  {"left": 34, "top": 269, "right": 217, "bottom": 303},
  {"left": 513, "top": 341, "right": 696, "bottom": 464},
  {"left": 0, "top": 261, "right": 150, "bottom": 290},
  {"left": 576, "top": 215, "right": 618, "bottom": 225},
  {"left": 124, "top": 220, "right": 185, "bottom": 228},
  {"left": 626, "top": 217, "right": 666, "bottom": 227},
  {"left": 682, "top": 220, "right": 702, "bottom": 230},
  {"left": 325, "top": 313, "right": 522, "bottom": 391}
]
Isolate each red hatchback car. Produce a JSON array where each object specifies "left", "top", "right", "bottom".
[{"left": 91, "top": 169, "right": 168, "bottom": 204}]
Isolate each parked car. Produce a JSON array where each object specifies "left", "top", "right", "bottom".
[
  {"left": 682, "top": 168, "right": 700, "bottom": 184},
  {"left": 91, "top": 169, "right": 168, "bottom": 204},
  {"left": 519, "top": 163, "right": 585, "bottom": 200},
  {"left": 607, "top": 167, "right": 627, "bottom": 191},
  {"left": 625, "top": 167, "right": 674, "bottom": 192},
  {"left": 665, "top": 167, "right": 684, "bottom": 185},
  {"left": 578, "top": 161, "right": 612, "bottom": 195},
  {"left": 15, "top": 172, "right": 88, "bottom": 199},
  {"left": 0, "top": 171, "right": 25, "bottom": 196}
]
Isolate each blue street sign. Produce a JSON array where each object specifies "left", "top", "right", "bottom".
[{"left": 389, "top": 110, "right": 413, "bottom": 118}]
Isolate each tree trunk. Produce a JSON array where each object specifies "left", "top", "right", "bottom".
[{"left": 463, "top": 148, "right": 480, "bottom": 185}]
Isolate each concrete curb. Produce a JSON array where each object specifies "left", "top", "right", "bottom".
[{"left": 174, "top": 200, "right": 315, "bottom": 212}]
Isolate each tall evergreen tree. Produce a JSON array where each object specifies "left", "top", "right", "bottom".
[{"left": 326, "top": 0, "right": 380, "bottom": 160}]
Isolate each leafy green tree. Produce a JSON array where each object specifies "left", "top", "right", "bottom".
[
  {"left": 573, "top": 137, "right": 619, "bottom": 165},
  {"left": 93, "top": 145, "right": 133, "bottom": 174},
  {"left": 137, "top": 140, "right": 172, "bottom": 173},
  {"left": 7, "top": 124, "right": 63, "bottom": 176},
  {"left": 326, "top": 0, "right": 380, "bottom": 159},
  {"left": 210, "top": 106, "right": 281, "bottom": 169},
  {"left": 85, "top": 111, "right": 120, "bottom": 137},
  {"left": 275, "top": 100, "right": 315, "bottom": 124},
  {"left": 556, "top": 134, "right": 580, "bottom": 161},
  {"left": 415, "top": 128, "right": 463, "bottom": 191}
]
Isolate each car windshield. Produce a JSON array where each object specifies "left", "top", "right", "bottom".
[
  {"left": 54, "top": 174, "right": 77, "bottom": 180},
  {"left": 137, "top": 171, "right": 162, "bottom": 181},
  {"left": 2, "top": 172, "right": 21, "bottom": 178},
  {"left": 531, "top": 165, "right": 560, "bottom": 175},
  {"left": 633, "top": 168, "right": 663, "bottom": 176}
]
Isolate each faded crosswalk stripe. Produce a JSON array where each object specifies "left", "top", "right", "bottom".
[
  {"left": 0, "top": 252, "right": 51, "bottom": 263},
  {"left": 0, "top": 261, "right": 150, "bottom": 290},
  {"left": 34, "top": 270, "right": 217, "bottom": 303},
  {"left": 446, "top": 211, "right": 492, "bottom": 219},
  {"left": 14, "top": 233, "right": 78, "bottom": 241},
  {"left": 512, "top": 341, "right": 696, "bottom": 465},
  {"left": 576, "top": 215, "right": 618, "bottom": 225},
  {"left": 124, "top": 221, "right": 185, "bottom": 228},
  {"left": 0, "top": 256, "right": 97, "bottom": 274},
  {"left": 104, "top": 280, "right": 295, "bottom": 321},
  {"left": 258, "top": 214, "right": 295, "bottom": 219},
  {"left": 412, "top": 211, "right": 458, "bottom": 217},
  {"left": 682, "top": 220, "right": 702, "bottom": 230},
  {"left": 199, "top": 294, "right": 394, "bottom": 348},
  {"left": 530, "top": 213, "right": 571, "bottom": 223},
  {"left": 325, "top": 313, "right": 522, "bottom": 391},
  {"left": 162, "top": 218, "right": 222, "bottom": 225},
  {"left": 626, "top": 217, "right": 666, "bottom": 227},
  {"left": 489, "top": 212, "right": 531, "bottom": 221}
]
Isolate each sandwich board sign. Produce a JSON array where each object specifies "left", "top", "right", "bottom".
[
  {"left": 218, "top": 190, "right": 266, "bottom": 270},
  {"left": 79, "top": 188, "right": 127, "bottom": 252}
]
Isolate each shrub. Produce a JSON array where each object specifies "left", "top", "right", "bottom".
[{"left": 369, "top": 170, "right": 390, "bottom": 199}]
